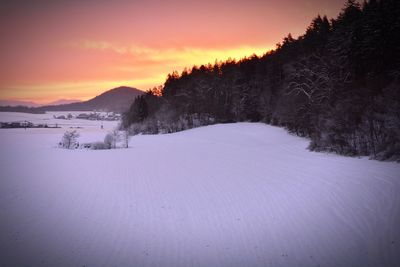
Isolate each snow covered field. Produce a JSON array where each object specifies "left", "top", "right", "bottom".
[
  {"left": 0, "top": 111, "right": 118, "bottom": 131},
  {"left": 0, "top": 112, "right": 399, "bottom": 267}
]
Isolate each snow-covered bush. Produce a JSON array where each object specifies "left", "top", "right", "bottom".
[
  {"left": 107, "top": 129, "right": 130, "bottom": 148},
  {"left": 59, "top": 129, "right": 130, "bottom": 151},
  {"left": 90, "top": 141, "right": 109, "bottom": 150},
  {"left": 104, "top": 130, "right": 120, "bottom": 149},
  {"left": 104, "top": 133, "right": 114, "bottom": 149}
]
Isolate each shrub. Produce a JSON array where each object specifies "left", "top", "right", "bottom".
[{"left": 90, "top": 142, "right": 110, "bottom": 150}]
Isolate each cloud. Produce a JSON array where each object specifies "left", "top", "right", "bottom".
[
  {"left": 67, "top": 40, "right": 273, "bottom": 65},
  {"left": 60, "top": 39, "right": 273, "bottom": 85}
]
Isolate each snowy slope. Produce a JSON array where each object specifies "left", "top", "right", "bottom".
[{"left": 0, "top": 120, "right": 399, "bottom": 267}]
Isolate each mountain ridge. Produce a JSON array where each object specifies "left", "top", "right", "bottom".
[
  {"left": 0, "top": 86, "right": 143, "bottom": 113},
  {"left": 0, "top": 100, "right": 42, "bottom": 108}
]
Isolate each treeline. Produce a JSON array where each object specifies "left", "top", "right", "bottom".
[
  {"left": 122, "top": 0, "right": 400, "bottom": 161},
  {"left": 0, "top": 106, "right": 45, "bottom": 114}
]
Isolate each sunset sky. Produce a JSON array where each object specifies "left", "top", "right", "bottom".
[{"left": 0, "top": 0, "right": 345, "bottom": 103}]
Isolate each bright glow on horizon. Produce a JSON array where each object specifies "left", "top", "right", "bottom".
[{"left": 1, "top": 44, "right": 272, "bottom": 103}]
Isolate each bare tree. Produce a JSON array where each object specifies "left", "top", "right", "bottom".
[
  {"left": 284, "top": 53, "right": 348, "bottom": 106},
  {"left": 121, "top": 130, "right": 130, "bottom": 148}
]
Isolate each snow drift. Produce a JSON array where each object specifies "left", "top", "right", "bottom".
[{"left": 0, "top": 122, "right": 399, "bottom": 267}]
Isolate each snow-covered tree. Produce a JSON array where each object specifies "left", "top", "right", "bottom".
[
  {"left": 104, "top": 129, "right": 119, "bottom": 149},
  {"left": 61, "top": 130, "right": 79, "bottom": 149}
]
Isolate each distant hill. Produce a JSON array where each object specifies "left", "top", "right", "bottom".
[
  {"left": 0, "top": 86, "right": 144, "bottom": 113},
  {"left": 0, "top": 100, "right": 41, "bottom": 107},
  {"left": 40, "top": 86, "right": 143, "bottom": 112}
]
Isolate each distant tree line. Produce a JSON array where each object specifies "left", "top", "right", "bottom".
[
  {"left": 122, "top": 0, "right": 400, "bottom": 161},
  {"left": 0, "top": 106, "right": 45, "bottom": 114}
]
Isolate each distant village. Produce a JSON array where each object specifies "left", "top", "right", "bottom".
[
  {"left": 54, "top": 112, "right": 121, "bottom": 121},
  {"left": 0, "top": 112, "right": 121, "bottom": 129},
  {"left": 0, "top": 121, "right": 58, "bottom": 129}
]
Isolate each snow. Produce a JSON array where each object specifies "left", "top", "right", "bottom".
[{"left": 0, "top": 113, "right": 399, "bottom": 267}]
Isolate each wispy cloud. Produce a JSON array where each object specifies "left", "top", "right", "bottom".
[{"left": 66, "top": 40, "right": 273, "bottom": 64}]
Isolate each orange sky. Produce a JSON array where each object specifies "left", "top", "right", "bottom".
[{"left": 0, "top": 0, "right": 345, "bottom": 103}]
